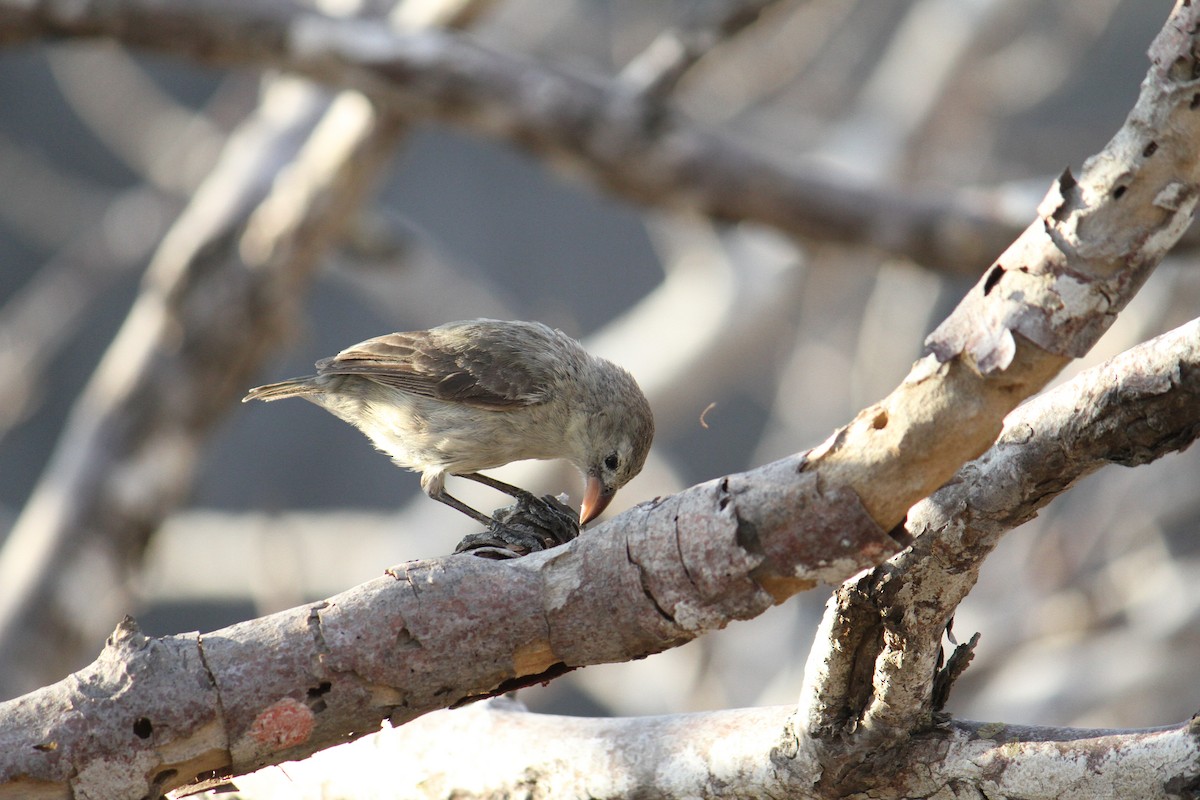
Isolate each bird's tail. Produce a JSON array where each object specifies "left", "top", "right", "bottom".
[{"left": 242, "top": 377, "right": 319, "bottom": 403}]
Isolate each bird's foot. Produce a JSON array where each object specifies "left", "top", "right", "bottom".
[{"left": 455, "top": 493, "right": 581, "bottom": 559}]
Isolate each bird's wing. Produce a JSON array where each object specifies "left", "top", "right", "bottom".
[{"left": 315, "top": 323, "right": 557, "bottom": 410}]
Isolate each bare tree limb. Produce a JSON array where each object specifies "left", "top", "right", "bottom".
[
  {"left": 127, "top": 316, "right": 1200, "bottom": 799},
  {"left": 0, "top": 466, "right": 895, "bottom": 799},
  {"left": 780, "top": 3, "right": 1200, "bottom": 776},
  {"left": 223, "top": 699, "right": 1200, "bottom": 800},
  {"left": 801, "top": 317, "right": 1200, "bottom": 749},
  {"left": 0, "top": 0, "right": 1035, "bottom": 276},
  {"left": 618, "top": 0, "right": 788, "bottom": 98},
  {"left": 808, "top": 0, "right": 1200, "bottom": 530}
]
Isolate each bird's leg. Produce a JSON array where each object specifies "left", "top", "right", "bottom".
[
  {"left": 451, "top": 473, "right": 581, "bottom": 559},
  {"left": 458, "top": 472, "right": 579, "bottom": 540},
  {"left": 428, "top": 487, "right": 497, "bottom": 527},
  {"left": 458, "top": 472, "right": 539, "bottom": 505}
]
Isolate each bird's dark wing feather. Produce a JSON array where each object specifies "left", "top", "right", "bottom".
[{"left": 315, "top": 323, "right": 558, "bottom": 410}]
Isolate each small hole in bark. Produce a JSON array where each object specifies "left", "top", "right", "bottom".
[
  {"left": 1112, "top": 185, "right": 1127, "bottom": 199},
  {"left": 1143, "top": 141, "right": 1158, "bottom": 157},
  {"left": 871, "top": 410, "right": 888, "bottom": 430},
  {"left": 133, "top": 717, "right": 153, "bottom": 739},
  {"left": 1191, "top": 92, "right": 1200, "bottom": 109},
  {"left": 307, "top": 681, "right": 332, "bottom": 712},
  {"left": 982, "top": 264, "right": 1004, "bottom": 295}
]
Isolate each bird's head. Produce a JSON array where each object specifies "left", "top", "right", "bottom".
[{"left": 574, "top": 368, "right": 655, "bottom": 525}]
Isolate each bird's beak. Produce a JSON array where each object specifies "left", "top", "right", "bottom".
[{"left": 580, "top": 475, "right": 615, "bottom": 525}]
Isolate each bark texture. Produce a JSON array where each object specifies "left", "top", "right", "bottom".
[{"left": 0, "top": 469, "right": 894, "bottom": 799}]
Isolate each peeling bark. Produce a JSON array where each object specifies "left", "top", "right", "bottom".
[
  {"left": 796, "top": 318, "right": 1200, "bottom": 791},
  {"left": 810, "top": 0, "right": 1200, "bottom": 529},
  {"left": 0, "top": 461, "right": 895, "bottom": 798}
]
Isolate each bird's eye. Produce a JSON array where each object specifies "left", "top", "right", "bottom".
[{"left": 604, "top": 453, "right": 619, "bottom": 471}]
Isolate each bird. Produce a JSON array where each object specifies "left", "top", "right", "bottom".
[{"left": 243, "top": 319, "right": 654, "bottom": 528}]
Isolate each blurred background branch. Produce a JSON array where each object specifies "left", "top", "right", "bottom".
[
  {"left": 6, "top": 0, "right": 1143, "bottom": 276},
  {"left": 0, "top": 0, "right": 495, "bottom": 697}
]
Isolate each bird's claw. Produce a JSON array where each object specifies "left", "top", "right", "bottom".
[{"left": 455, "top": 493, "right": 581, "bottom": 559}]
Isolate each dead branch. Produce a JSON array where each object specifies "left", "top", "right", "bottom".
[
  {"left": 218, "top": 699, "right": 1200, "bottom": 800},
  {"left": 808, "top": 0, "right": 1200, "bottom": 530},
  {"left": 0, "top": 0, "right": 1032, "bottom": 275},
  {"left": 798, "top": 318, "right": 1200, "bottom": 782},
  {"left": 0, "top": 467, "right": 895, "bottom": 799}
]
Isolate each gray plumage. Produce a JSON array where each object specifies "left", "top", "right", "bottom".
[{"left": 243, "top": 319, "right": 654, "bottom": 526}]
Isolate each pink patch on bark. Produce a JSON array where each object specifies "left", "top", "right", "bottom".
[{"left": 248, "top": 698, "right": 315, "bottom": 749}]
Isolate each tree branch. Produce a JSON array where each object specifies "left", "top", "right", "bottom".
[
  {"left": 807, "top": 0, "right": 1200, "bottom": 530},
  {"left": 216, "top": 698, "right": 1200, "bottom": 800},
  {"left": 0, "top": 0, "right": 1035, "bottom": 275},
  {"left": 618, "top": 0, "right": 787, "bottom": 99},
  {"left": 783, "top": 1, "right": 1200, "bottom": 771},
  {"left": 798, "top": 318, "right": 1200, "bottom": 765},
  {"left": 144, "top": 309, "right": 1200, "bottom": 794},
  {"left": 0, "top": 467, "right": 895, "bottom": 799}
]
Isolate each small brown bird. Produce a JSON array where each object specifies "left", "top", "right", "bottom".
[{"left": 244, "top": 319, "right": 654, "bottom": 526}]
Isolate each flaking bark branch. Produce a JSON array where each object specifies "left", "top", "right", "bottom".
[
  {"left": 0, "top": 469, "right": 895, "bottom": 799},
  {"left": 4, "top": 310, "right": 1188, "bottom": 799},
  {"left": 806, "top": 0, "right": 1200, "bottom": 529},
  {"left": 784, "top": 1, "right": 1200, "bottom": 778},
  {"left": 797, "top": 319, "right": 1200, "bottom": 789}
]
